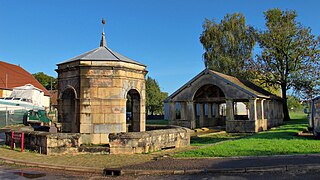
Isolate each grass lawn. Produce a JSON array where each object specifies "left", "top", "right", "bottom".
[
  {"left": 146, "top": 119, "right": 169, "bottom": 125},
  {"left": 190, "top": 133, "right": 248, "bottom": 146},
  {"left": 175, "top": 112, "right": 320, "bottom": 158}
]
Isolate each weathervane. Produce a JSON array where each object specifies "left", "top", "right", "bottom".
[
  {"left": 102, "top": 18, "right": 106, "bottom": 32},
  {"left": 100, "top": 18, "right": 107, "bottom": 47}
]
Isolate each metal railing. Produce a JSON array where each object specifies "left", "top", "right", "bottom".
[{"left": 0, "top": 107, "right": 27, "bottom": 127}]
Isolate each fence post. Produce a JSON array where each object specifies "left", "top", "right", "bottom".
[
  {"left": 21, "top": 132, "right": 24, "bottom": 152},
  {"left": 11, "top": 131, "right": 14, "bottom": 150},
  {"left": 5, "top": 106, "right": 8, "bottom": 127}
]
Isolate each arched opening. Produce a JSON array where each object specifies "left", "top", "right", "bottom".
[
  {"left": 193, "top": 84, "right": 226, "bottom": 128},
  {"left": 60, "top": 88, "right": 79, "bottom": 133},
  {"left": 126, "top": 89, "right": 141, "bottom": 132}
]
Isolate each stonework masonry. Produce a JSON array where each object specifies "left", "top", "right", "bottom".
[
  {"left": 109, "top": 126, "right": 191, "bottom": 154},
  {"left": 57, "top": 60, "right": 147, "bottom": 145},
  {"left": 56, "top": 29, "right": 148, "bottom": 145},
  {"left": 5, "top": 126, "right": 191, "bottom": 155},
  {"left": 165, "top": 69, "right": 283, "bottom": 133}
]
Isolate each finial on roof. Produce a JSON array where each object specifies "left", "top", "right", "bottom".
[{"left": 100, "top": 18, "right": 107, "bottom": 47}]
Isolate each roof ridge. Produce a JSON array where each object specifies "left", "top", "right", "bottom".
[
  {"left": 209, "top": 70, "right": 273, "bottom": 97},
  {"left": 104, "top": 46, "right": 120, "bottom": 60}
]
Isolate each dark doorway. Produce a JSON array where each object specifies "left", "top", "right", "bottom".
[
  {"left": 126, "top": 89, "right": 141, "bottom": 132},
  {"left": 61, "top": 88, "right": 79, "bottom": 133}
]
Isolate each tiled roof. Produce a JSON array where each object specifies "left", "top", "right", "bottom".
[
  {"left": 0, "top": 61, "right": 50, "bottom": 96},
  {"left": 211, "top": 70, "right": 275, "bottom": 97},
  {"left": 58, "top": 29, "right": 145, "bottom": 66},
  {"left": 57, "top": 46, "right": 145, "bottom": 66},
  {"left": 167, "top": 69, "right": 281, "bottom": 101}
]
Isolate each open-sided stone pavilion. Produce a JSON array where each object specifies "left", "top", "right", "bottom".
[{"left": 165, "top": 69, "right": 283, "bottom": 133}]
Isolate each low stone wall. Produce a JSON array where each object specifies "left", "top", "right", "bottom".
[
  {"left": 109, "top": 126, "right": 191, "bottom": 154},
  {"left": 6, "top": 131, "right": 80, "bottom": 155},
  {"left": 226, "top": 119, "right": 267, "bottom": 133},
  {"left": 202, "top": 117, "right": 226, "bottom": 127},
  {"left": 169, "top": 120, "right": 192, "bottom": 129}
]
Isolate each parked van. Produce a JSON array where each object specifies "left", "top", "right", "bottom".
[{"left": 308, "top": 96, "right": 320, "bottom": 137}]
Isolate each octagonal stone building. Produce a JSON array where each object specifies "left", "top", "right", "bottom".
[{"left": 56, "top": 29, "right": 147, "bottom": 144}]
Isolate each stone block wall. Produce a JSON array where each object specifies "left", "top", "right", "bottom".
[
  {"left": 6, "top": 131, "right": 80, "bottom": 155},
  {"left": 169, "top": 120, "right": 193, "bottom": 128},
  {"left": 109, "top": 126, "right": 191, "bottom": 154},
  {"left": 226, "top": 119, "right": 267, "bottom": 133},
  {"left": 57, "top": 60, "right": 147, "bottom": 145}
]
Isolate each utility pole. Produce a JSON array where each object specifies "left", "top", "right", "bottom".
[{"left": 5, "top": 73, "right": 8, "bottom": 88}]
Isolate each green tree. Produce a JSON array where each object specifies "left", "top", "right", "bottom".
[
  {"left": 32, "top": 72, "right": 57, "bottom": 90},
  {"left": 255, "top": 8, "right": 320, "bottom": 121},
  {"left": 160, "top": 91, "right": 168, "bottom": 115},
  {"left": 287, "top": 95, "right": 303, "bottom": 112},
  {"left": 146, "top": 76, "right": 168, "bottom": 115},
  {"left": 200, "top": 13, "right": 256, "bottom": 79}
]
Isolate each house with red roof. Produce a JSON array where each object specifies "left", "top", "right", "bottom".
[{"left": 0, "top": 61, "right": 50, "bottom": 108}]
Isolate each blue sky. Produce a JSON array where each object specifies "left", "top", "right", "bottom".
[{"left": 1, "top": 0, "right": 320, "bottom": 94}]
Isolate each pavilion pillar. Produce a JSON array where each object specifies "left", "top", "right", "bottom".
[
  {"left": 249, "top": 98, "right": 258, "bottom": 121},
  {"left": 261, "top": 99, "right": 265, "bottom": 120},
  {"left": 208, "top": 103, "right": 212, "bottom": 118},
  {"left": 266, "top": 100, "right": 271, "bottom": 127},
  {"left": 265, "top": 100, "right": 270, "bottom": 120},
  {"left": 226, "top": 99, "right": 234, "bottom": 121},
  {"left": 187, "top": 101, "right": 196, "bottom": 129},
  {"left": 214, "top": 103, "right": 219, "bottom": 118},
  {"left": 199, "top": 103, "right": 205, "bottom": 127},
  {"left": 181, "top": 101, "right": 187, "bottom": 120},
  {"left": 169, "top": 102, "right": 175, "bottom": 120}
]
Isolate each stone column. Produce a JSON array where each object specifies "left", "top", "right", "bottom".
[
  {"left": 226, "top": 99, "right": 234, "bottom": 121},
  {"left": 187, "top": 101, "right": 196, "bottom": 129},
  {"left": 266, "top": 100, "right": 271, "bottom": 122},
  {"left": 261, "top": 99, "right": 265, "bottom": 120},
  {"left": 169, "top": 102, "right": 175, "bottom": 121},
  {"left": 208, "top": 103, "right": 212, "bottom": 118},
  {"left": 199, "top": 103, "right": 205, "bottom": 127},
  {"left": 256, "top": 99, "right": 261, "bottom": 120},
  {"left": 214, "top": 103, "right": 219, "bottom": 118},
  {"left": 249, "top": 98, "right": 258, "bottom": 121},
  {"left": 181, "top": 101, "right": 187, "bottom": 120},
  {"left": 139, "top": 97, "right": 146, "bottom": 132}
]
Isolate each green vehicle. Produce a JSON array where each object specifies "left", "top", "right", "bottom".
[{"left": 24, "top": 110, "right": 51, "bottom": 126}]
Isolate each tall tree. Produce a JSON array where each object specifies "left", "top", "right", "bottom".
[
  {"left": 255, "top": 9, "right": 320, "bottom": 121},
  {"left": 200, "top": 13, "right": 256, "bottom": 79},
  {"left": 32, "top": 72, "right": 57, "bottom": 90},
  {"left": 146, "top": 76, "right": 167, "bottom": 115}
]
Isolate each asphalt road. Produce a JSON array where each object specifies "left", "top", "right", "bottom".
[
  {"left": 2, "top": 163, "right": 320, "bottom": 180},
  {"left": 130, "top": 168, "right": 320, "bottom": 180},
  {"left": 0, "top": 165, "right": 94, "bottom": 180}
]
